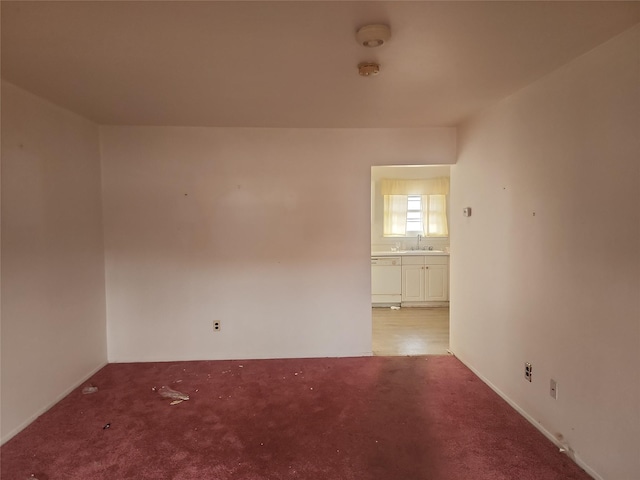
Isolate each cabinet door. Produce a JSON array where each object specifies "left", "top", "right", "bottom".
[
  {"left": 425, "top": 264, "right": 448, "bottom": 301},
  {"left": 402, "top": 265, "right": 425, "bottom": 302}
]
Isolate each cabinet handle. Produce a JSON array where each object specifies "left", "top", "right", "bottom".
[{"left": 425, "top": 266, "right": 429, "bottom": 269}]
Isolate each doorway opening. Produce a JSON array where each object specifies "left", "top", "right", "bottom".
[{"left": 370, "top": 165, "right": 451, "bottom": 356}]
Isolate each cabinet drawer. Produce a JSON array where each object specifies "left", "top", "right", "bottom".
[
  {"left": 401, "top": 255, "right": 449, "bottom": 265},
  {"left": 424, "top": 256, "right": 449, "bottom": 265},
  {"left": 402, "top": 256, "right": 425, "bottom": 265}
]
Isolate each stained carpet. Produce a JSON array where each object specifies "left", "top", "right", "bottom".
[{"left": 1, "top": 356, "right": 591, "bottom": 480}]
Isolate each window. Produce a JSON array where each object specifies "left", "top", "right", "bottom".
[
  {"left": 406, "top": 195, "right": 423, "bottom": 233},
  {"left": 383, "top": 194, "right": 448, "bottom": 237},
  {"left": 381, "top": 177, "right": 449, "bottom": 237}
]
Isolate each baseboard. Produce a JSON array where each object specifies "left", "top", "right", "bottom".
[
  {"left": 1, "top": 361, "right": 108, "bottom": 445},
  {"left": 108, "top": 349, "right": 375, "bottom": 363},
  {"left": 449, "top": 350, "right": 603, "bottom": 480},
  {"left": 400, "top": 301, "right": 449, "bottom": 307}
]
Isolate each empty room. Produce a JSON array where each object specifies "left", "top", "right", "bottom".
[{"left": 1, "top": 2, "right": 639, "bottom": 479}]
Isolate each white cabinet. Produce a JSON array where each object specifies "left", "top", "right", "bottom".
[
  {"left": 401, "top": 255, "right": 449, "bottom": 303},
  {"left": 425, "top": 264, "right": 448, "bottom": 301},
  {"left": 401, "top": 264, "right": 425, "bottom": 301}
]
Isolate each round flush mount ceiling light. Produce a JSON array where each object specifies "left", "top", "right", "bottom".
[
  {"left": 358, "top": 62, "right": 380, "bottom": 76},
  {"left": 356, "top": 24, "right": 391, "bottom": 47}
]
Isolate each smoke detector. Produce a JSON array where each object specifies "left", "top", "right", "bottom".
[
  {"left": 356, "top": 24, "right": 391, "bottom": 48},
  {"left": 358, "top": 62, "right": 380, "bottom": 76}
]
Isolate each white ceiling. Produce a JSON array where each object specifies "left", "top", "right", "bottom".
[{"left": 2, "top": 1, "right": 638, "bottom": 128}]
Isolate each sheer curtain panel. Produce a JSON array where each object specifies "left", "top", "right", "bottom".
[
  {"left": 421, "top": 194, "right": 448, "bottom": 237},
  {"left": 384, "top": 195, "right": 408, "bottom": 236}
]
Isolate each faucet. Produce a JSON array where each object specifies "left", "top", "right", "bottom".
[{"left": 416, "top": 234, "right": 422, "bottom": 250}]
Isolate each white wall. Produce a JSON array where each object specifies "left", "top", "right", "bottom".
[
  {"left": 1, "top": 82, "right": 107, "bottom": 442},
  {"left": 371, "top": 165, "right": 451, "bottom": 251},
  {"left": 450, "top": 26, "right": 639, "bottom": 480},
  {"left": 100, "top": 127, "right": 456, "bottom": 362}
]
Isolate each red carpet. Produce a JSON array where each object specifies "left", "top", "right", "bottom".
[{"left": 2, "top": 356, "right": 591, "bottom": 479}]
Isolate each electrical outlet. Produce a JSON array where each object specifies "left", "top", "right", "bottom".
[
  {"left": 550, "top": 379, "right": 558, "bottom": 399},
  {"left": 213, "top": 321, "right": 221, "bottom": 332},
  {"left": 525, "top": 362, "right": 532, "bottom": 382}
]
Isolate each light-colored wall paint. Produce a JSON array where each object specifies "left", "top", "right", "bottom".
[
  {"left": 100, "top": 127, "right": 456, "bottom": 362},
  {"left": 450, "top": 26, "right": 639, "bottom": 480},
  {"left": 371, "top": 165, "right": 451, "bottom": 251},
  {"left": 1, "top": 81, "right": 107, "bottom": 442}
]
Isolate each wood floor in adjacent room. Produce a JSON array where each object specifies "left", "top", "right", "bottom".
[{"left": 372, "top": 306, "right": 450, "bottom": 356}]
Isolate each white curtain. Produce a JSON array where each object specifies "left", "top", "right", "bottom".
[
  {"left": 380, "top": 177, "right": 449, "bottom": 237},
  {"left": 381, "top": 177, "right": 449, "bottom": 195},
  {"left": 383, "top": 195, "right": 408, "bottom": 237},
  {"left": 421, "top": 194, "right": 448, "bottom": 237}
]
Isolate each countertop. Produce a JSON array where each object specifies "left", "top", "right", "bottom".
[{"left": 371, "top": 250, "right": 449, "bottom": 256}]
